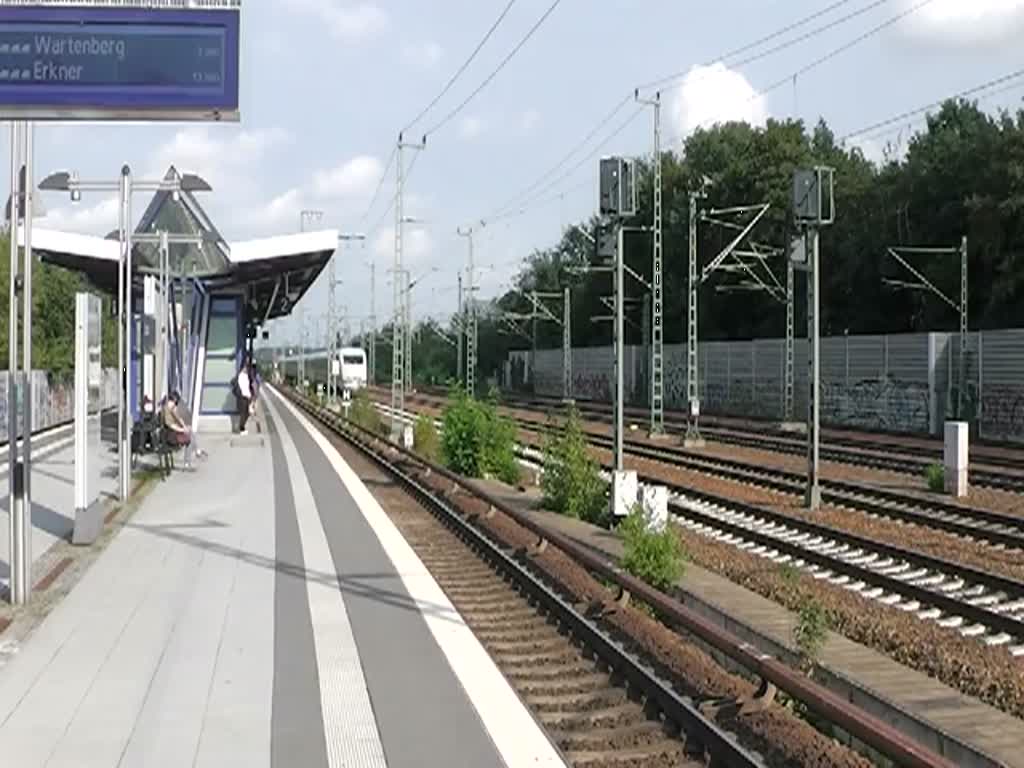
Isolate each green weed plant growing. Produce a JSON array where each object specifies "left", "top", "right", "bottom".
[
  {"left": 441, "top": 387, "right": 519, "bottom": 483},
  {"left": 619, "top": 505, "right": 686, "bottom": 592},
  {"left": 541, "top": 407, "right": 608, "bottom": 525}
]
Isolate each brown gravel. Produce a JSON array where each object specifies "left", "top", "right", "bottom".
[
  {"left": 401, "top": 389, "right": 1024, "bottom": 516},
  {"left": 329, "top": 401, "right": 875, "bottom": 768},
  {"left": 682, "top": 527, "right": 1024, "bottom": 721},
  {"left": 383, "top": 392, "right": 1024, "bottom": 724},
  {"left": 394, "top": 393, "right": 1024, "bottom": 584},
  {"left": 416, "top": 471, "right": 874, "bottom": 768}
]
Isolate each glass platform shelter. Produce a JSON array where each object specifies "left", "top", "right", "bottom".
[{"left": 27, "top": 167, "right": 338, "bottom": 434}]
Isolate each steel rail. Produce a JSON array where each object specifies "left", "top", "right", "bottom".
[
  {"left": 471, "top": 407, "right": 1024, "bottom": 552},
  {"left": 284, "top": 392, "right": 763, "bottom": 768},
  {"left": 488, "top": 389, "right": 1024, "bottom": 482},
  {"left": 283, "top": 386, "right": 959, "bottom": 768},
  {"left": 587, "top": 426, "right": 1024, "bottom": 550},
  {"left": 501, "top": 417, "right": 1024, "bottom": 629}
]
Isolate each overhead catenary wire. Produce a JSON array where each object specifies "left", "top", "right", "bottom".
[
  {"left": 367, "top": 150, "right": 425, "bottom": 237},
  {"left": 664, "top": 0, "right": 939, "bottom": 145},
  {"left": 637, "top": 0, "right": 889, "bottom": 92},
  {"left": 401, "top": 0, "right": 520, "bottom": 134},
  {"left": 487, "top": 108, "right": 645, "bottom": 223},
  {"left": 359, "top": 144, "right": 397, "bottom": 224},
  {"left": 483, "top": 0, "right": 905, "bottom": 224},
  {"left": 848, "top": 81, "right": 1024, "bottom": 154},
  {"left": 754, "top": 0, "right": 939, "bottom": 106},
  {"left": 485, "top": 94, "right": 634, "bottom": 222},
  {"left": 361, "top": 1, "right": 521, "bottom": 226},
  {"left": 422, "top": 0, "right": 564, "bottom": 139},
  {"left": 839, "top": 68, "right": 1024, "bottom": 142}
]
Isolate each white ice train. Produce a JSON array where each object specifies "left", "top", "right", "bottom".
[
  {"left": 279, "top": 347, "right": 368, "bottom": 391},
  {"left": 338, "top": 347, "right": 368, "bottom": 391}
]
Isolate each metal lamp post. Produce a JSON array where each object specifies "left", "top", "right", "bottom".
[{"left": 39, "top": 167, "right": 211, "bottom": 505}]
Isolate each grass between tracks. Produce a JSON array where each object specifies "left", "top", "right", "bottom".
[
  {"left": 376, "top": 389, "right": 1024, "bottom": 722},
  {"left": 320, "top": 413, "right": 874, "bottom": 768}
]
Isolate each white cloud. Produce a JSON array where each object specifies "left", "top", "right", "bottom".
[
  {"left": 519, "top": 108, "right": 541, "bottom": 135},
  {"left": 147, "top": 126, "right": 291, "bottom": 189},
  {"left": 285, "top": 0, "right": 387, "bottom": 41},
  {"left": 671, "top": 62, "right": 768, "bottom": 136},
  {"left": 459, "top": 116, "right": 485, "bottom": 140},
  {"left": 312, "top": 155, "right": 382, "bottom": 200},
  {"left": 259, "top": 188, "right": 306, "bottom": 228},
  {"left": 404, "top": 41, "right": 443, "bottom": 69},
  {"left": 38, "top": 197, "right": 120, "bottom": 237},
  {"left": 372, "top": 225, "right": 434, "bottom": 265},
  {"left": 900, "top": 0, "right": 1024, "bottom": 45}
]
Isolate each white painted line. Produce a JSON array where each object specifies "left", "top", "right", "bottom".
[
  {"left": 263, "top": 395, "right": 387, "bottom": 768},
  {"left": 271, "top": 389, "right": 568, "bottom": 768},
  {"left": 0, "top": 435, "right": 76, "bottom": 478}
]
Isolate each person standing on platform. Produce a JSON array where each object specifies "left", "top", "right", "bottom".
[
  {"left": 250, "top": 363, "right": 262, "bottom": 418},
  {"left": 235, "top": 357, "right": 253, "bottom": 435}
]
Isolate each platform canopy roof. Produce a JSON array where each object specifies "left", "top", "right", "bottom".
[{"left": 24, "top": 166, "right": 338, "bottom": 323}]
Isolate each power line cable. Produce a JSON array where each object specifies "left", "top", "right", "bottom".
[
  {"left": 839, "top": 68, "right": 1024, "bottom": 142},
  {"left": 367, "top": 149, "right": 425, "bottom": 236},
  {"left": 487, "top": 107, "right": 644, "bottom": 224},
  {"left": 423, "top": 0, "right": 564, "bottom": 138},
  {"left": 638, "top": 0, "right": 887, "bottom": 91},
  {"left": 402, "top": 0, "right": 519, "bottom": 134},
  {"left": 660, "top": 0, "right": 938, "bottom": 144},
  {"left": 754, "top": 0, "right": 937, "bottom": 106},
  {"left": 358, "top": 145, "right": 397, "bottom": 224},
  {"left": 486, "top": 95, "right": 633, "bottom": 221},
  {"left": 484, "top": 0, "right": 898, "bottom": 223}
]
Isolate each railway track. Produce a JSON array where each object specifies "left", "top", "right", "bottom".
[
  {"left": 289, "top": 396, "right": 762, "bottom": 767},
  {"left": 375, "top": 398, "right": 1024, "bottom": 657},
  {"left": 345, "top": 458, "right": 705, "bottom": 767},
  {"left": 495, "top": 391, "right": 1024, "bottom": 493},
  {"left": 545, "top": 422, "right": 1024, "bottom": 553},
  {"left": 391, "top": 391, "right": 1024, "bottom": 553},
  {"left": 290, "top": 388, "right": 962, "bottom": 768}
]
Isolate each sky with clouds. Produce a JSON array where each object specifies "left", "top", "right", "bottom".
[{"left": 6, "top": 0, "right": 1024, "bottom": 344}]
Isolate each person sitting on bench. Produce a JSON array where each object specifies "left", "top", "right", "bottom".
[{"left": 162, "top": 391, "right": 206, "bottom": 468}]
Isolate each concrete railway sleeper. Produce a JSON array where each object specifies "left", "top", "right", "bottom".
[
  {"left": 376, "top": 397, "right": 1024, "bottom": 653},
  {"left": 392, "top": 390, "right": 1024, "bottom": 545},
  {"left": 376, "top": 395, "right": 1024, "bottom": 597},
  {"left": 488, "top": 389, "right": 1024, "bottom": 488},
  {"left": 498, "top": 414, "right": 1024, "bottom": 655},
  {"left": 536, "top": 422, "right": 1024, "bottom": 554},
  {"left": 287, "top": 387, "right": 960, "bottom": 768}
]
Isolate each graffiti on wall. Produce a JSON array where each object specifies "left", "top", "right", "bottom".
[
  {"left": 0, "top": 370, "right": 118, "bottom": 443},
  {"left": 820, "top": 376, "right": 931, "bottom": 434},
  {"left": 979, "top": 385, "right": 1024, "bottom": 441},
  {"left": 573, "top": 371, "right": 612, "bottom": 402}
]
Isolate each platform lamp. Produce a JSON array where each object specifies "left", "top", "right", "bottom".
[{"left": 39, "top": 168, "right": 211, "bottom": 504}]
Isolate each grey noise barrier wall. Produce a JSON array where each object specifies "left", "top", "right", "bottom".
[{"left": 505, "top": 328, "right": 1024, "bottom": 443}]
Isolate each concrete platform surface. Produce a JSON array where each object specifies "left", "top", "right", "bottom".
[
  {"left": 0, "top": 424, "right": 118, "bottom": 594},
  {"left": 0, "top": 388, "right": 565, "bottom": 768}
]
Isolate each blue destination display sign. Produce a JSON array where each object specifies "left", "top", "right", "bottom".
[{"left": 0, "top": 5, "right": 239, "bottom": 121}]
